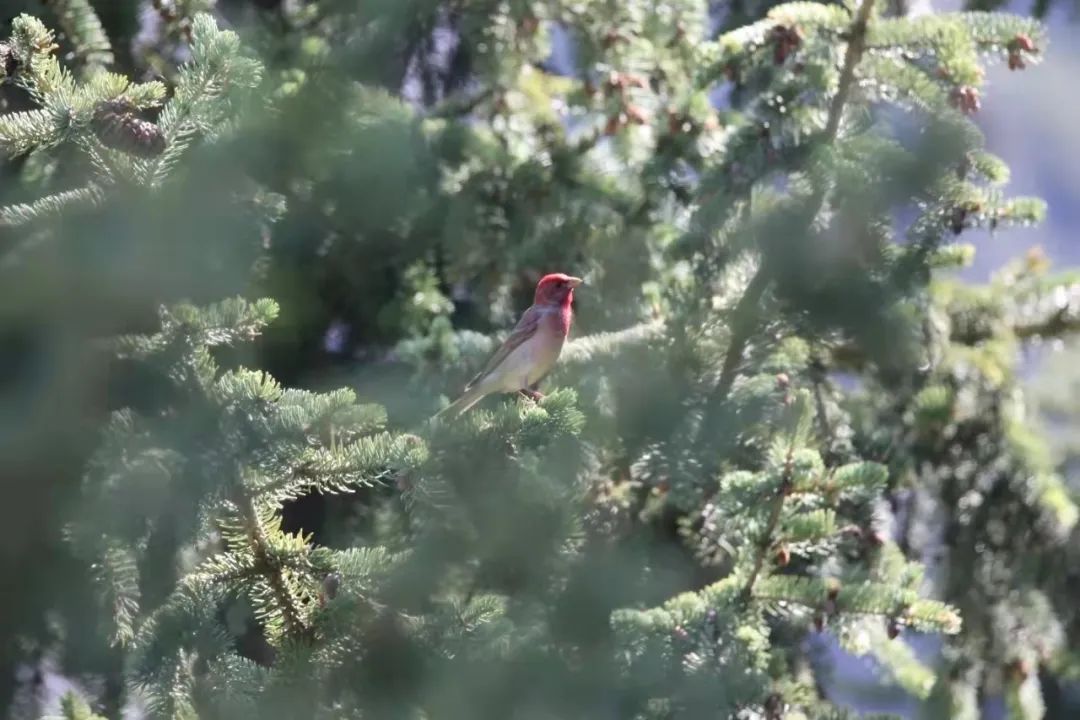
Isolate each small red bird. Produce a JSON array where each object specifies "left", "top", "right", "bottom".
[{"left": 437, "top": 273, "right": 583, "bottom": 417}]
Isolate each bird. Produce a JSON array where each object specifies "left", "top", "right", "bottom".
[{"left": 435, "top": 273, "right": 582, "bottom": 418}]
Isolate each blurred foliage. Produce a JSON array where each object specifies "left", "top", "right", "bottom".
[{"left": 0, "top": 1, "right": 1077, "bottom": 719}]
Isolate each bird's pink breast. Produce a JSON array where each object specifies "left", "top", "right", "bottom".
[
  {"left": 546, "top": 303, "right": 573, "bottom": 337},
  {"left": 554, "top": 298, "right": 574, "bottom": 336}
]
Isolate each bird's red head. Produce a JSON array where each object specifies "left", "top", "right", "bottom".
[{"left": 534, "top": 273, "right": 583, "bottom": 306}]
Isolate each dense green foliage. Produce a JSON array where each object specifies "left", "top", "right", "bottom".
[{"left": 1, "top": 1, "right": 1079, "bottom": 719}]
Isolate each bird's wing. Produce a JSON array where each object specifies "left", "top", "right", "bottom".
[{"left": 465, "top": 304, "right": 545, "bottom": 390}]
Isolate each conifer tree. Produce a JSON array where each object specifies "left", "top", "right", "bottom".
[{"left": 0, "top": 1, "right": 1077, "bottom": 719}]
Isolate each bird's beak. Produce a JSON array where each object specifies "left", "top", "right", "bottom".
[{"left": 566, "top": 277, "right": 583, "bottom": 288}]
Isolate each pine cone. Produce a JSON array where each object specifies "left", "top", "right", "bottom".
[
  {"left": 322, "top": 572, "right": 341, "bottom": 600},
  {"left": 0, "top": 43, "right": 19, "bottom": 79},
  {"left": 764, "top": 694, "right": 784, "bottom": 720},
  {"left": 518, "top": 15, "right": 539, "bottom": 37},
  {"left": 92, "top": 100, "right": 167, "bottom": 158},
  {"left": 770, "top": 25, "right": 803, "bottom": 65},
  {"left": 949, "top": 86, "right": 981, "bottom": 115},
  {"left": 1010, "top": 33, "right": 1036, "bottom": 53},
  {"left": 774, "top": 544, "right": 791, "bottom": 567},
  {"left": 667, "top": 109, "right": 687, "bottom": 135},
  {"left": 1008, "top": 658, "right": 1031, "bottom": 681},
  {"left": 948, "top": 201, "right": 981, "bottom": 235},
  {"left": 601, "top": 29, "right": 630, "bottom": 49},
  {"left": 949, "top": 206, "right": 968, "bottom": 235}
]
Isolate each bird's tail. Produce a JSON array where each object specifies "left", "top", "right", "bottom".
[{"left": 432, "top": 385, "right": 489, "bottom": 421}]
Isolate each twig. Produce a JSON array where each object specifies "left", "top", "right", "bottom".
[
  {"left": 741, "top": 438, "right": 794, "bottom": 598},
  {"left": 1009, "top": 306, "right": 1080, "bottom": 340},
  {"left": 710, "top": 266, "right": 772, "bottom": 406},
  {"left": 747, "top": 592, "right": 896, "bottom": 620},
  {"left": 809, "top": 359, "right": 835, "bottom": 446},
  {"left": 824, "top": 0, "right": 875, "bottom": 142},
  {"left": 429, "top": 87, "right": 494, "bottom": 118},
  {"left": 240, "top": 495, "right": 310, "bottom": 640}
]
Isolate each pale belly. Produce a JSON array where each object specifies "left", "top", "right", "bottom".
[{"left": 488, "top": 326, "right": 565, "bottom": 392}]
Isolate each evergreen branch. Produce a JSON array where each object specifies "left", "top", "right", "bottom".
[
  {"left": 274, "top": 431, "right": 415, "bottom": 498},
  {"left": 45, "top": 692, "right": 108, "bottom": 720},
  {"left": 188, "top": 551, "right": 259, "bottom": 586},
  {"left": 91, "top": 540, "right": 141, "bottom": 647},
  {"left": 825, "top": 0, "right": 876, "bottom": 141},
  {"left": 707, "top": 0, "right": 876, "bottom": 411},
  {"left": 863, "top": 624, "right": 937, "bottom": 698},
  {"left": 0, "top": 108, "right": 63, "bottom": 157},
  {"left": 160, "top": 650, "right": 199, "bottom": 720},
  {"left": 1014, "top": 312, "right": 1080, "bottom": 340},
  {"left": 811, "top": 371, "right": 834, "bottom": 445},
  {"left": 143, "top": 65, "right": 214, "bottom": 186},
  {"left": 865, "top": 13, "right": 1043, "bottom": 53},
  {"left": 142, "top": 14, "right": 262, "bottom": 186},
  {"left": 741, "top": 421, "right": 795, "bottom": 598},
  {"left": 8, "top": 15, "right": 76, "bottom": 103},
  {"left": 835, "top": 289, "right": 1080, "bottom": 361},
  {"left": 240, "top": 495, "right": 311, "bottom": 641},
  {"left": 560, "top": 321, "right": 665, "bottom": 365},
  {"left": 0, "top": 184, "right": 104, "bottom": 226},
  {"left": 751, "top": 577, "right": 961, "bottom": 633},
  {"left": 945, "top": 275, "right": 1080, "bottom": 345},
  {"left": 112, "top": 297, "right": 280, "bottom": 359},
  {"left": 710, "top": 266, "right": 772, "bottom": 409},
  {"left": 1006, "top": 276, "right": 1080, "bottom": 341},
  {"left": 782, "top": 508, "right": 839, "bottom": 544},
  {"left": 41, "top": 0, "right": 114, "bottom": 72},
  {"left": 126, "top": 578, "right": 224, "bottom": 696}
]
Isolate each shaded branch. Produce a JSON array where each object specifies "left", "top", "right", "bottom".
[
  {"left": 241, "top": 496, "right": 310, "bottom": 641},
  {"left": 1014, "top": 310, "right": 1080, "bottom": 340}
]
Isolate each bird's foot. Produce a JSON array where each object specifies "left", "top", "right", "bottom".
[{"left": 519, "top": 388, "right": 545, "bottom": 403}]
